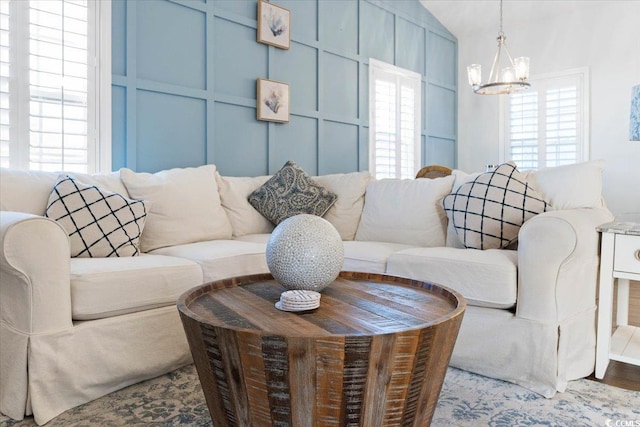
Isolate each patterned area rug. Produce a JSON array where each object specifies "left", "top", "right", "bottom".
[{"left": 1, "top": 364, "right": 638, "bottom": 426}]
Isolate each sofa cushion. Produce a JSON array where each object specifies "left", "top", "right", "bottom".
[
  {"left": 70, "top": 254, "right": 203, "bottom": 320},
  {"left": 45, "top": 176, "right": 148, "bottom": 257},
  {"left": 65, "top": 171, "right": 130, "bottom": 196},
  {"left": 216, "top": 173, "right": 275, "bottom": 237},
  {"left": 442, "top": 162, "right": 548, "bottom": 250},
  {"left": 0, "top": 169, "right": 59, "bottom": 215},
  {"left": 354, "top": 176, "right": 454, "bottom": 247},
  {"left": 387, "top": 247, "right": 518, "bottom": 308},
  {"left": 234, "top": 235, "right": 411, "bottom": 275},
  {"left": 150, "top": 240, "right": 269, "bottom": 282},
  {"left": 526, "top": 160, "right": 605, "bottom": 209},
  {"left": 248, "top": 160, "right": 337, "bottom": 225},
  {"left": 0, "top": 169, "right": 129, "bottom": 215},
  {"left": 234, "top": 233, "right": 271, "bottom": 244},
  {"left": 312, "top": 171, "right": 371, "bottom": 241},
  {"left": 343, "top": 241, "right": 415, "bottom": 274},
  {"left": 120, "top": 165, "right": 232, "bottom": 252}
]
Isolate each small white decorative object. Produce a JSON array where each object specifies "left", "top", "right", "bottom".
[
  {"left": 275, "top": 290, "right": 321, "bottom": 312},
  {"left": 267, "top": 214, "right": 344, "bottom": 292}
]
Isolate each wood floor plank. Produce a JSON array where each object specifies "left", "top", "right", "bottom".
[{"left": 587, "top": 360, "right": 640, "bottom": 391}]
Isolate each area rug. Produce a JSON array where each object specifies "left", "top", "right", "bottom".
[{"left": 1, "top": 365, "right": 638, "bottom": 426}]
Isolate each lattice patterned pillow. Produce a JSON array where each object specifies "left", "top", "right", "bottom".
[
  {"left": 46, "top": 176, "right": 148, "bottom": 257},
  {"left": 248, "top": 160, "right": 337, "bottom": 225},
  {"left": 442, "top": 162, "right": 548, "bottom": 250}
]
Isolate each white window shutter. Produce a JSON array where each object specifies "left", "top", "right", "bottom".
[
  {"left": 369, "top": 59, "right": 421, "bottom": 180},
  {"left": 0, "top": 0, "right": 9, "bottom": 168},
  {"left": 503, "top": 68, "right": 588, "bottom": 171},
  {"left": 0, "top": 0, "right": 107, "bottom": 172}
]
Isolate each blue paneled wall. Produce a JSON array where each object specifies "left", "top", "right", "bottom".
[{"left": 111, "top": 0, "right": 457, "bottom": 175}]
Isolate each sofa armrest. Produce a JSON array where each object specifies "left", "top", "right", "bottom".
[
  {"left": 516, "top": 207, "right": 614, "bottom": 323},
  {"left": 0, "top": 211, "right": 72, "bottom": 334}
]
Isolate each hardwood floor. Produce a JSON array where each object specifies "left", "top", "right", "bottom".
[{"left": 587, "top": 360, "right": 640, "bottom": 391}]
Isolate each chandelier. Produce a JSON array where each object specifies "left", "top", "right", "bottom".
[{"left": 467, "top": 0, "right": 530, "bottom": 95}]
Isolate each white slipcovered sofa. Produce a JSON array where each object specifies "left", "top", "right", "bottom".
[{"left": 0, "top": 160, "right": 613, "bottom": 424}]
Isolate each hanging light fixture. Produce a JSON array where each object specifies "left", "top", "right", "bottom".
[{"left": 467, "top": 0, "right": 530, "bottom": 95}]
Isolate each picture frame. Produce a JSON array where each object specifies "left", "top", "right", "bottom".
[
  {"left": 257, "top": 78, "right": 290, "bottom": 123},
  {"left": 257, "top": 0, "right": 290, "bottom": 50},
  {"left": 630, "top": 84, "right": 640, "bottom": 141}
]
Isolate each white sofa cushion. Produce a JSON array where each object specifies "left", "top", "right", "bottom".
[
  {"left": 235, "top": 233, "right": 271, "bottom": 244},
  {"left": 65, "top": 171, "right": 130, "bottom": 196},
  {"left": 234, "top": 235, "right": 412, "bottom": 275},
  {"left": 387, "top": 247, "right": 518, "bottom": 308},
  {"left": 312, "top": 171, "right": 370, "bottom": 241},
  {"left": 120, "top": 165, "right": 232, "bottom": 252},
  {"left": 526, "top": 160, "right": 605, "bottom": 209},
  {"left": 150, "top": 240, "right": 269, "bottom": 282},
  {"left": 70, "top": 254, "right": 203, "bottom": 320},
  {"left": 0, "top": 169, "right": 129, "bottom": 215},
  {"left": 355, "top": 176, "right": 454, "bottom": 247},
  {"left": 0, "top": 169, "right": 59, "bottom": 215},
  {"left": 442, "top": 162, "right": 548, "bottom": 250},
  {"left": 343, "top": 241, "right": 414, "bottom": 274},
  {"left": 45, "top": 176, "right": 148, "bottom": 257},
  {"left": 216, "top": 174, "right": 274, "bottom": 237}
]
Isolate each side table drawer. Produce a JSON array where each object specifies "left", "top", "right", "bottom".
[{"left": 614, "top": 234, "right": 640, "bottom": 274}]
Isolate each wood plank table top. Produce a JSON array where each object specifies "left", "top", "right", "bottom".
[
  {"left": 179, "top": 271, "right": 463, "bottom": 338},
  {"left": 178, "top": 271, "right": 466, "bottom": 427}
]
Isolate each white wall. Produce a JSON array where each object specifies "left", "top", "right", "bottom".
[{"left": 457, "top": 1, "right": 640, "bottom": 219}]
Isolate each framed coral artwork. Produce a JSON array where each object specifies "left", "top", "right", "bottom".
[
  {"left": 257, "top": 78, "right": 289, "bottom": 123},
  {"left": 630, "top": 84, "right": 640, "bottom": 141},
  {"left": 257, "top": 0, "right": 290, "bottom": 50}
]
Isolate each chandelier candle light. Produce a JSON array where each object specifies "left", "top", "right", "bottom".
[{"left": 467, "top": 0, "right": 530, "bottom": 95}]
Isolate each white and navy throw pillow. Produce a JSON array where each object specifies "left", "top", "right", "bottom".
[
  {"left": 442, "top": 162, "right": 548, "bottom": 250},
  {"left": 45, "top": 176, "right": 148, "bottom": 257},
  {"left": 248, "top": 160, "right": 337, "bottom": 225}
]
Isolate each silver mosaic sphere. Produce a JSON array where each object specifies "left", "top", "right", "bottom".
[{"left": 266, "top": 214, "right": 344, "bottom": 292}]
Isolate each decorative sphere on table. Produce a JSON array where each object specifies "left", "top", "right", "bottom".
[{"left": 266, "top": 214, "right": 344, "bottom": 292}]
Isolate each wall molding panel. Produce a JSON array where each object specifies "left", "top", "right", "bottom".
[{"left": 112, "top": 0, "right": 457, "bottom": 175}]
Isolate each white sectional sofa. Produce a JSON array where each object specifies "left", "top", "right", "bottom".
[{"left": 0, "top": 160, "right": 613, "bottom": 424}]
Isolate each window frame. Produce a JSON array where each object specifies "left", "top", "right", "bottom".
[
  {"left": 368, "top": 58, "right": 422, "bottom": 180},
  {"left": 2, "top": 0, "right": 111, "bottom": 173},
  {"left": 499, "top": 67, "right": 590, "bottom": 169}
]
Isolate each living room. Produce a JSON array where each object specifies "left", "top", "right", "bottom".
[{"left": 1, "top": 0, "right": 639, "bottom": 426}]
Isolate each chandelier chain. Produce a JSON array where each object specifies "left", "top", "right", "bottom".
[{"left": 499, "top": 0, "right": 504, "bottom": 36}]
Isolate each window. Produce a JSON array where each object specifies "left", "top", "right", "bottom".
[
  {"left": 369, "top": 59, "right": 421, "bottom": 180},
  {"left": 501, "top": 68, "right": 589, "bottom": 170},
  {"left": 0, "top": 0, "right": 110, "bottom": 173}
]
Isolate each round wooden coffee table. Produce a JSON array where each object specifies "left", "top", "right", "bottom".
[{"left": 177, "top": 271, "right": 465, "bottom": 427}]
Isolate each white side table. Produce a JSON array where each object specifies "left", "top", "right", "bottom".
[{"left": 595, "top": 221, "right": 640, "bottom": 379}]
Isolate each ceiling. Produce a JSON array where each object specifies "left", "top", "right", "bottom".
[{"left": 420, "top": 0, "right": 608, "bottom": 37}]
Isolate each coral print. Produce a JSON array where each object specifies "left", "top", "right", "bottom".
[
  {"left": 257, "top": 1, "right": 290, "bottom": 50},
  {"left": 630, "top": 85, "right": 640, "bottom": 140},
  {"left": 265, "top": 8, "right": 287, "bottom": 37},
  {"left": 264, "top": 89, "right": 282, "bottom": 114},
  {"left": 257, "top": 79, "right": 289, "bottom": 123}
]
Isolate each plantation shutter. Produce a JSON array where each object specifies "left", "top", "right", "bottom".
[
  {"left": 505, "top": 70, "right": 587, "bottom": 170},
  {"left": 369, "top": 59, "right": 421, "bottom": 180},
  {"left": 0, "top": 1, "right": 9, "bottom": 167},
  {"left": 0, "top": 0, "right": 103, "bottom": 172},
  {"left": 508, "top": 91, "right": 539, "bottom": 169},
  {"left": 545, "top": 86, "right": 579, "bottom": 166}
]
